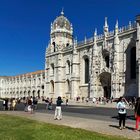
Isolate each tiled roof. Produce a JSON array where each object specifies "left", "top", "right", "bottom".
[{"left": 0, "top": 70, "right": 45, "bottom": 78}]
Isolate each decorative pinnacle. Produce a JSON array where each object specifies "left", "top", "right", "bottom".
[
  {"left": 115, "top": 19, "right": 118, "bottom": 29},
  {"left": 104, "top": 17, "right": 108, "bottom": 32},
  {"left": 94, "top": 28, "right": 97, "bottom": 36},
  {"left": 94, "top": 28, "right": 97, "bottom": 45},
  {"left": 61, "top": 8, "right": 64, "bottom": 15},
  {"left": 105, "top": 17, "right": 108, "bottom": 27}
]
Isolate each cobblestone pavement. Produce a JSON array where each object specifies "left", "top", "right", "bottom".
[{"left": 0, "top": 110, "right": 140, "bottom": 140}]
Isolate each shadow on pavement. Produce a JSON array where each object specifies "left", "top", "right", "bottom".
[{"left": 109, "top": 124, "right": 135, "bottom": 131}]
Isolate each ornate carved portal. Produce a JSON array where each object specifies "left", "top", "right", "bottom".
[{"left": 99, "top": 72, "right": 111, "bottom": 99}]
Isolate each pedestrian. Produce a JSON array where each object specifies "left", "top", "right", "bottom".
[
  {"left": 33, "top": 97, "right": 38, "bottom": 110},
  {"left": 27, "top": 98, "right": 33, "bottom": 114},
  {"left": 82, "top": 97, "right": 84, "bottom": 103},
  {"left": 117, "top": 97, "right": 127, "bottom": 130},
  {"left": 54, "top": 96, "right": 63, "bottom": 120},
  {"left": 48, "top": 98, "right": 53, "bottom": 110},
  {"left": 66, "top": 98, "right": 68, "bottom": 106},
  {"left": 134, "top": 97, "right": 140, "bottom": 131},
  {"left": 86, "top": 97, "right": 89, "bottom": 103},
  {"left": 8, "top": 99, "right": 11, "bottom": 110},
  {"left": 45, "top": 97, "right": 49, "bottom": 110},
  {"left": 92, "top": 97, "right": 96, "bottom": 104},
  {"left": 12, "top": 98, "right": 16, "bottom": 111},
  {"left": 2, "top": 99, "right": 6, "bottom": 110}
]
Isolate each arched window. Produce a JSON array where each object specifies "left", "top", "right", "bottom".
[
  {"left": 66, "top": 43, "right": 69, "bottom": 47},
  {"left": 50, "top": 80, "right": 54, "bottom": 93},
  {"left": 85, "top": 58, "right": 89, "bottom": 83},
  {"left": 105, "top": 55, "right": 109, "bottom": 68},
  {"left": 130, "top": 47, "right": 136, "bottom": 79},
  {"left": 52, "top": 42, "right": 55, "bottom": 52},
  {"left": 66, "top": 60, "right": 70, "bottom": 74},
  {"left": 50, "top": 64, "right": 54, "bottom": 75}
]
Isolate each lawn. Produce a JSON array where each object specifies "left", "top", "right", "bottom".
[{"left": 0, "top": 114, "right": 129, "bottom": 140}]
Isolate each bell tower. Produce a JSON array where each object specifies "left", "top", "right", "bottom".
[
  {"left": 50, "top": 10, "right": 73, "bottom": 52},
  {"left": 45, "top": 10, "right": 74, "bottom": 98}
]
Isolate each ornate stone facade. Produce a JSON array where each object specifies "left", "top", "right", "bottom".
[
  {"left": 0, "top": 70, "right": 45, "bottom": 98},
  {"left": 45, "top": 11, "right": 140, "bottom": 100},
  {"left": 0, "top": 11, "right": 140, "bottom": 100}
]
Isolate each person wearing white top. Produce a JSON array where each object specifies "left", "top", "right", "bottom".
[{"left": 117, "top": 97, "right": 127, "bottom": 130}]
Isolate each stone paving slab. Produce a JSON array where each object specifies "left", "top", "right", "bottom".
[{"left": 0, "top": 111, "right": 140, "bottom": 140}]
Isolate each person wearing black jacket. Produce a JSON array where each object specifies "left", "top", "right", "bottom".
[
  {"left": 134, "top": 97, "right": 140, "bottom": 130},
  {"left": 54, "top": 96, "right": 63, "bottom": 120}
]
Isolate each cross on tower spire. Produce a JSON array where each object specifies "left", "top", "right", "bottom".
[{"left": 61, "top": 8, "right": 64, "bottom": 15}]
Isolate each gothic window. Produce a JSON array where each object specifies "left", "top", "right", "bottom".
[
  {"left": 66, "top": 43, "right": 69, "bottom": 47},
  {"left": 52, "top": 42, "right": 55, "bottom": 52},
  {"left": 50, "top": 64, "right": 54, "bottom": 75},
  {"left": 130, "top": 47, "right": 136, "bottom": 79},
  {"left": 85, "top": 58, "right": 89, "bottom": 83},
  {"left": 66, "top": 60, "right": 70, "bottom": 74},
  {"left": 105, "top": 55, "right": 109, "bottom": 68},
  {"left": 50, "top": 80, "right": 54, "bottom": 93}
]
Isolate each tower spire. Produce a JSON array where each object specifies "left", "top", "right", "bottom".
[
  {"left": 94, "top": 28, "right": 97, "bottom": 45},
  {"left": 104, "top": 17, "right": 109, "bottom": 32},
  {"left": 61, "top": 8, "right": 64, "bottom": 15},
  {"left": 115, "top": 19, "right": 118, "bottom": 35}
]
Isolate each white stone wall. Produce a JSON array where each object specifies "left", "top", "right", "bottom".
[
  {"left": 45, "top": 13, "right": 138, "bottom": 99},
  {"left": 0, "top": 71, "right": 45, "bottom": 98}
]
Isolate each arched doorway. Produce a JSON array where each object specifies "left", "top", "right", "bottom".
[{"left": 99, "top": 72, "right": 111, "bottom": 99}]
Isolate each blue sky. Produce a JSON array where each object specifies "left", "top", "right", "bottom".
[{"left": 0, "top": 0, "right": 139, "bottom": 76}]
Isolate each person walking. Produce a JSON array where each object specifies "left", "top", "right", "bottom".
[
  {"left": 134, "top": 97, "right": 140, "bottom": 131},
  {"left": 12, "top": 98, "right": 16, "bottom": 111},
  {"left": 27, "top": 98, "right": 33, "bottom": 114},
  {"left": 54, "top": 96, "right": 63, "bottom": 120},
  {"left": 48, "top": 98, "right": 53, "bottom": 110},
  {"left": 3, "top": 99, "right": 6, "bottom": 110},
  {"left": 117, "top": 97, "right": 127, "bottom": 130},
  {"left": 66, "top": 98, "right": 68, "bottom": 106}
]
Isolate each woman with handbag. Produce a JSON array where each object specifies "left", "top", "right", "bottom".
[
  {"left": 117, "top": 97, "right": 127, "bottom": 130},
  {"left": 134, "top": 97, "right": 140, "bottom": 131}
]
